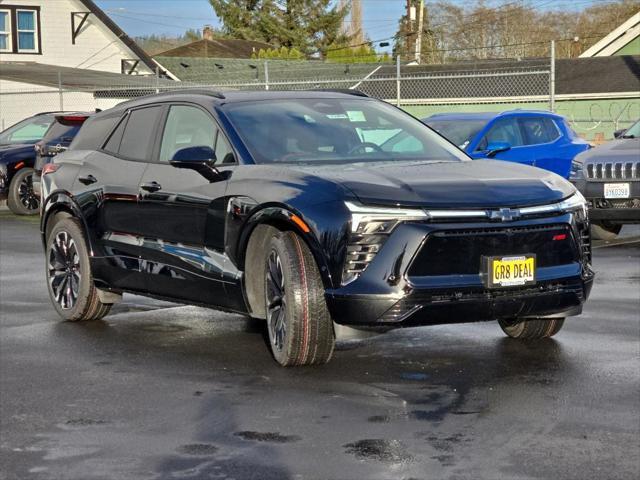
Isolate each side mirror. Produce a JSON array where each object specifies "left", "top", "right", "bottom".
[
  {"left": 486, "top": 141, "right": 511, "bottom": 158},
  {"left": 613, "top": 128, "right": 627, "bottom": 139},
  {"left": 170, "top": 146, "right": 223, "bottom": 182}
]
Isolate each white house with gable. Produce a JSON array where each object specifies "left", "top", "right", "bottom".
[{"left": 0, "top": 0, "right": 176, "bottom": 128}]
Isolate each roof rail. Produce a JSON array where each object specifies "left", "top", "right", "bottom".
[
  {"left": 311, "top": 88, "right": 369, "bottom": 97},
  {"left": 150, "top": 88, "right": 226, "bottom": 99}
]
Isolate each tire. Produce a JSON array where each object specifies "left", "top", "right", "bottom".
[
  {"left": 498, "top": 317, "right": 565, "bottom": 339},
  {"left": 263, "top": 230, "right": 335, "bottom": 366},
  {"left": 591, "top": 223, "right": 622, "bottom": 241},
  {"left": 7, "top": 168, "right": 39, "bottom": 215},
  {"left": 45, "top": 217, "right": 112, "bottom": 321}
]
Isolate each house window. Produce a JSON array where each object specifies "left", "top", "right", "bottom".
[
  {"left": 0, "top": 10, "right": 11, "bottom": 52},
  {"left": 16, "top": 10, "right": 37, "bottom": 52},
  {"left": 0, "top": 6, "right": 40, "bottom": 54}
]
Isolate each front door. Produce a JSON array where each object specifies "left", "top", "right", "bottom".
[
  {"left": 470, "top": 116, "right": 535, "bottom": 166},
  {"left": 137, "top": 104, "right": 235, "bottom": 305}
]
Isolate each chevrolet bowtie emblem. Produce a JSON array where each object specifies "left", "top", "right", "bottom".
[{"left": 489, "top": 208, "right": 521, "bottom": 222}]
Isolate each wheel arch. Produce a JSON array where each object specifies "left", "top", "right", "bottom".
[
  {"left": 237, "top": 204, "right": 333, "bottom": 319},
  {"left": 41, "top": 191, "right": 92, "bottom": 250}
]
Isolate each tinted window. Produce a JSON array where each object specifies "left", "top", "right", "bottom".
[
  {"left": 159, "top": 105, "right": 216, "bottom": 162},
  {"left": 477, "top": 117, "right": 524, "bottom": 150},
  {"left": 42, "top": 122, "right": 83, "bottom": 146},
  {"left": 225, "top": 99, "right": 466, "bottom": 164},
  {"left": 119, "top": 106, "right": 161, "bottom": 161},
  {"left": 520, "top": 117, "right": 560, "bottom": 145},
  {"left": 0, "top": 115, "right": 54, "bottom": 145},
  {"left": 426, "top": 119, "right": 487, "bottom": 149},
  {"left": 215, "top": 131, "right": 235, "bottom": 164},
  {"left": 71, "top": 115, "right": 120, "bottom": 150},
  {"left": 103, "top": 116, "right": 127, "bottom": 154}
]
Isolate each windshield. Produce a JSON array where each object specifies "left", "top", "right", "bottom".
[
  {"left": 425, "top": 119, "right": 487, "bottom": 150},
  {"left": 224, "top": 98, "right": 467, "bottom": 164},
  {"left": 0, "top": 115, "right": 55, "bottom": 145},
  {"left": 623, "top": 120, "right": 640, "bottom": 138}
]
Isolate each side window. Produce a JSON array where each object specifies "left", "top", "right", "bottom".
[
  {"left": 215, "top": 131, "right": 235, "bottom": 164},
  {"left": 520, "top": 117, "right": 560, "bottom": 145},
  {"left": 119, "top": 106, "right": 162, "bottom": 161},
  {"left": 103, "top": 115, "right": 128, "bottom": 154},
  {"left": 159, "top": 105, "right": 216, "bottom": 162},
  {"left": 477, "top": 117, "right": 524, "bottom": 151},
  {"left": 70, "top": 115, "right": 119, "bottom": 150}
]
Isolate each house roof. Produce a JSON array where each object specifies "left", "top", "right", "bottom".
[
  {"left": 156, "top": 39, "right": 274, "bottom": 59},
  {"left": 77, "top": 0, "right": 170, "bottom": 76},
  {"left": 580, "top": 12, "right": 640, "bottom": 57},
  {"left": 0, "top": 62, "right": 176, "bottom": 90}
]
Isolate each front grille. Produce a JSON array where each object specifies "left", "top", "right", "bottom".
[
  {"left": 586, "top": 161, "right": 640, "bottom": 180},
  {"left": 408, "top": 224, "right": 578, "bottom": 276}
]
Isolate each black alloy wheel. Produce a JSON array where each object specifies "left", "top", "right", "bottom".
[
  {"left": 266, "top": 249, "right": 287, "bottom": 352},
  {"left": 48, "top": 231, "right": 81, "bottom": 310},
  {"left": 7, "top": 168, "right": 39, "bottom": 215}
]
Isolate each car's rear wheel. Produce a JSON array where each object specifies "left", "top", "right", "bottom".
[
  {"left": 498, "top": 317, "right": 564, "bottom": 339},
  {"left": 46, "top": 217, "right": 112, "bottom": 321},
  {"left": 7, "top": 168, "right": 39, "bottom": 215},
  {"left": 264, "top": 231, "right": 334, "bottom": 366},
  {"left": 591, "top": 223, "right": 622, "bottom": 241}
]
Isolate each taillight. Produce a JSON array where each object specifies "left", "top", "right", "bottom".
[{"left": 42, "top": 163, "right": 59, "bottom": 176}]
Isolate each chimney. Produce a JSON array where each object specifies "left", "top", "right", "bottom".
[{"left": 203, "top": 25, "right": 214, "bottom": 41}]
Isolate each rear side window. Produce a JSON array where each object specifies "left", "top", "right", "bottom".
[
  {"left": 119, "top": 106, "right": 161, "bottom": 161},
  {"left": 103, "top": 116, "right": 127, "bottom": 154},
  {"left": 71, "top": 115, "right": 120, "bottom": 150},
  {"left": 519, "top": 117, "right": 560, "bottom": 145}
]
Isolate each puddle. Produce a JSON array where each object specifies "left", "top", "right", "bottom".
[
  {"left": 234, "top": 431, "right": 301, "bottom": 443},
  {"left": 344, "top": 439, "right": 412, "bottom": 463}
]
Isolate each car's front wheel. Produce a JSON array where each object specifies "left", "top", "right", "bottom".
[
  {"left": 46, "top": 217, "right": 112, "bottom": 321},
  {"left": 498, "top": 317, "right": 564, "bottom": 339},
  {"left": 264, "top": 231, "right": 335, "bottom": 366},
  {"left": 7, "top": 168, "right": 39, "bottom": 215}
]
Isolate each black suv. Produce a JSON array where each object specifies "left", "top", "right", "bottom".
[
  {"left": 0, "top": 112, "right": 91, "bottom": 215},
  {"left": 570, "top": 120, "right": 640, "bottom": 240},
  {"left": 41, "top": 90, "right": 593, "bottom": 366}
]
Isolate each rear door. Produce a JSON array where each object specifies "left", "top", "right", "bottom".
[
  {"left": 518, "top": 116, "right": 569, "bottom": 177},
  {"left": 72, "top": 106, "right": 163, "bottom": 292},
  {"left": 136, "top": 103, "right": 234, "bottom": 305},
  {"left": 470, "top": 116, "right": 535, "bottom": 166}
]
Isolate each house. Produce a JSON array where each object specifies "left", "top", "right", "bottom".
[
  {"left": 580, "top": 11, "right": 640, "bottom": 57},
  {"left": 0, "top": 0, "right": 177, "bottom": 128}
]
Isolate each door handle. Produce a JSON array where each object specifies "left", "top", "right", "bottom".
[
  {"left": 140, "top": 181, "right": 162, "bottom": 193},
  {"left": 78, "top": 174, "right": 97, "bottom": 185}
]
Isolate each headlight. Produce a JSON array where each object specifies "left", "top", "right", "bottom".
[
  {"left": 519, "top": 191, "right": 588, "bottom": 218},
  {"left": 570, "top": 160, "right": 584, "bottom": 180},
  {"left": 342, "top": 201, "right": 428, "bottom": 285}
]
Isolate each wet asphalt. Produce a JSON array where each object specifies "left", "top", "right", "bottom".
[{"left": 0, "top": 210, "right": 639, "bottom": 480}]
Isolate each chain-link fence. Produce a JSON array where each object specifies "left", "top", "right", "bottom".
[{"left": 1, "top": 54, "right": 637, "bottom": 140}]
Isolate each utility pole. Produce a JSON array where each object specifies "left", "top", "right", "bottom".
[
  {"left": 415, "top": 0, "right": 424, "bottom": 63},
  {"left": 406, "top": 0, "right": 413, "bottom": 61}
]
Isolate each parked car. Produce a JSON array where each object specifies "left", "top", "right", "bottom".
[
  {"left": 570, "top": 119, "right": 640, "bottom": 240},
  {"left": 0, "top": 113, "right": 57, "bottom": 215},
  {"left": 423, "top": 111, "right": 591, "bottom": 178},
  {"left": 32, "top": 113, "right": 93, "bottom": 199},
  {"left": 41, "top": 90, "right": 593, "bottom": 366}
]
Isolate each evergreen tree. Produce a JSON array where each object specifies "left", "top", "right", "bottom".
[{"left": 209, "top": 0, "right": 350, "bottom": 55}]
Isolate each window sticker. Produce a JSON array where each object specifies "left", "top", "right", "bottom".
[{"left": 347, "top": 110, "right": 366, "bottom": 122}]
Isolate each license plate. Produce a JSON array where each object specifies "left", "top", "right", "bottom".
[
  {"left": 604, "top": 183, "right": 630, "bottom": 199},
  {"left": 483, "top": 255, "right": 536, "bottom": 288}
]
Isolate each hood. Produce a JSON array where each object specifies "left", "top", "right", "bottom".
[
  {"left": 295, "top": 159, "right": 575, "bottom": 208},
  {"left": 0, "top": 143, "right": 36, "bottom": 157},
  {"left": 575, "top": 138, "right": 640, "bottom": 164}
]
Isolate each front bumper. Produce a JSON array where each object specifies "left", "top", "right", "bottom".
[
  {"left": 326, "top": 214, "right": 593, "bottom": 326},
  {"left": 572, "top": 178, "right": 640, "bottom": 224}
]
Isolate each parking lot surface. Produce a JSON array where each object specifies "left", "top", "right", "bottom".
[{"left": 1, "top": 211, "right": 639, "bottom": 480}]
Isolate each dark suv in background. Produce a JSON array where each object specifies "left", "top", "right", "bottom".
[
  {"left": 41, "top": 90, "right": 593, "bottom": 366},
  {"left": 0, "top": 112, "right": 91, "bottom": 215},
  {"left": 571, "top": 120, "right": 640, "bottom": 239}
]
